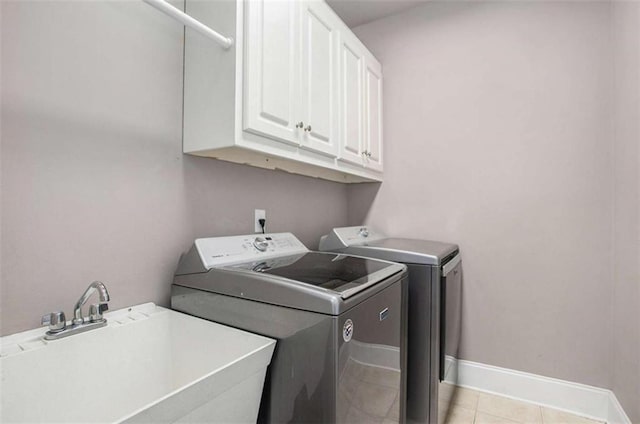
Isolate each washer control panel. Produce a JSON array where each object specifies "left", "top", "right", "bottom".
[{"left": 195, "top": 233, "right": 309, "bottom": 269}]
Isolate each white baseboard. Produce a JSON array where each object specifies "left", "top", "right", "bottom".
[
  {"left": 454, "top": 359, "right": 631, "bottom": 424},
  {"left": 607, "top": 392, "right": 633, "bottom": 424}
]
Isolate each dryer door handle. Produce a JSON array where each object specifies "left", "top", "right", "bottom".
[{"left": 442, "top": 254, "right": 461, "bottom": 277}]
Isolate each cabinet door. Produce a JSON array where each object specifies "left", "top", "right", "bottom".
[
  {"left": 364, "top": 57, "right": 383, "bottom": 172},
  {"left": 337, "top": 32, "right": 365, "bottom": 166},
  {"left": 244, "top": 0, "right": 300, "bottom": 146},
  {"left": 299, "top": 1, "right": 340, "bottom": 157}
]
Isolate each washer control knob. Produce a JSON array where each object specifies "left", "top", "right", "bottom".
[
  {"left": 253, "top": 237, "right": 269, "bottom": 252},
  {"left": 358, "top": 227, "right": 369, "bottom": 237}
]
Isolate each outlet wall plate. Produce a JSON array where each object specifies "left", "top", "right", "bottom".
[{"left": 254, "top": 209, "right": 266, "bottom": 233}]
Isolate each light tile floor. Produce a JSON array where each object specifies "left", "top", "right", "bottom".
[{"left": 444, "top": 388, "right": 605, "bottom": 424}]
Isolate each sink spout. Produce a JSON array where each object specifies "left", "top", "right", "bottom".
[{"left": 72, "top": 281, "right": 110, "bottom": 325}]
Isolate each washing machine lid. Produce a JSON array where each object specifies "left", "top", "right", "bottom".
[
  {"left": 320, "top": 226, "right": 459, "bottom": 266},
  {"left": 230, "top": 251, "right": 400, "bottom": 298}
]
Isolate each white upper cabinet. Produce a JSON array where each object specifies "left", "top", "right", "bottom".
[
  {"left": 183, "top": 0, "right": 384, "bottom": 183},
  {"left": 338, "top": 31, "right": 365, "bottom": 166},
  {"left": 244, "top": 0, "right": 300, "bottom": 146},
  {"left": 337, "top": 32, "right": 383, "bottom": 173},
  {"left": 299, "top": 1, "right": 341, "bottom": 157},
  {"left": 364, "top": 57, "right": 383, "bottom": 172}
]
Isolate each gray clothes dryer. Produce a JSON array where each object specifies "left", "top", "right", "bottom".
[
  {"left": 320, "top": 227, "right": 462, "bottom": 424},
  {"left": 172, "top": 233, "right": 409, "bottom": 424}
]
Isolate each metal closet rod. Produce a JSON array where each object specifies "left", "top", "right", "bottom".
[{"left": 143, "top": 0, "right": 234, "bottom": 50}]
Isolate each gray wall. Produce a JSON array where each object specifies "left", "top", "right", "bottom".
[
  {"left": 0, "top": 0, "right": 349, "bottom": 335},
  {"left": 351, "top": 1, "right": 614, "bottom": 388},
  {"left": 612, "top": 2, "right": 640, "bottom": 421}
]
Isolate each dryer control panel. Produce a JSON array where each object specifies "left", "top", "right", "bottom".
[
  {"left": 195, "top": 233, "right": 309, "bottom": 269},
  {"left": 319, "top": 226, "right": 386, "bottom": 251}
]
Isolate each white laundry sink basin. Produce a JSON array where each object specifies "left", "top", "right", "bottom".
[{"left": 0, "top": 303, "right": 276, "bottom": 423}]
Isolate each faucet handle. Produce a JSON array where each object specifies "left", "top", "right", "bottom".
[
  {"left": 88, "top": 302, "right": 109, "bottom": 323},
  {"left": 41, "top": 311, "right": 66, "bottom": 332}
]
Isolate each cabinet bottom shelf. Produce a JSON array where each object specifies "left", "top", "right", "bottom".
[{"left": 185, "top": 146, "right": 382, "bottom": 184}]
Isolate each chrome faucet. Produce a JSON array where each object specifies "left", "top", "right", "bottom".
[
  {"left": 41, "top": 281, "right": 111, "bottom": 340},
  {"left": 72, "top": 281, "right": 110, "bottom": 325}
]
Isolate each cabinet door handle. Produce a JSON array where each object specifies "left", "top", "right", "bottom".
[
  {"left": 296, "top": 122, "right": 304, "bottom": 129},
  {"left": 304, "top": 125, "right": 312, "bottom": 132}
]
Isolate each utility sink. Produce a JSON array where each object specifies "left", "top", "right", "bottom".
[{"left": 0, "top": 303, "right": 276, "bottom": 423}]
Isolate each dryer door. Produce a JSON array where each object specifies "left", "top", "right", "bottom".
[{"left": 438, "top": 254, "right": 462, "bottom": 423}]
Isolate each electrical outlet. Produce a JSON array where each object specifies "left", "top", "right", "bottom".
[{"left": 254, "top": 209, "right": 266, "bottom": 233}]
